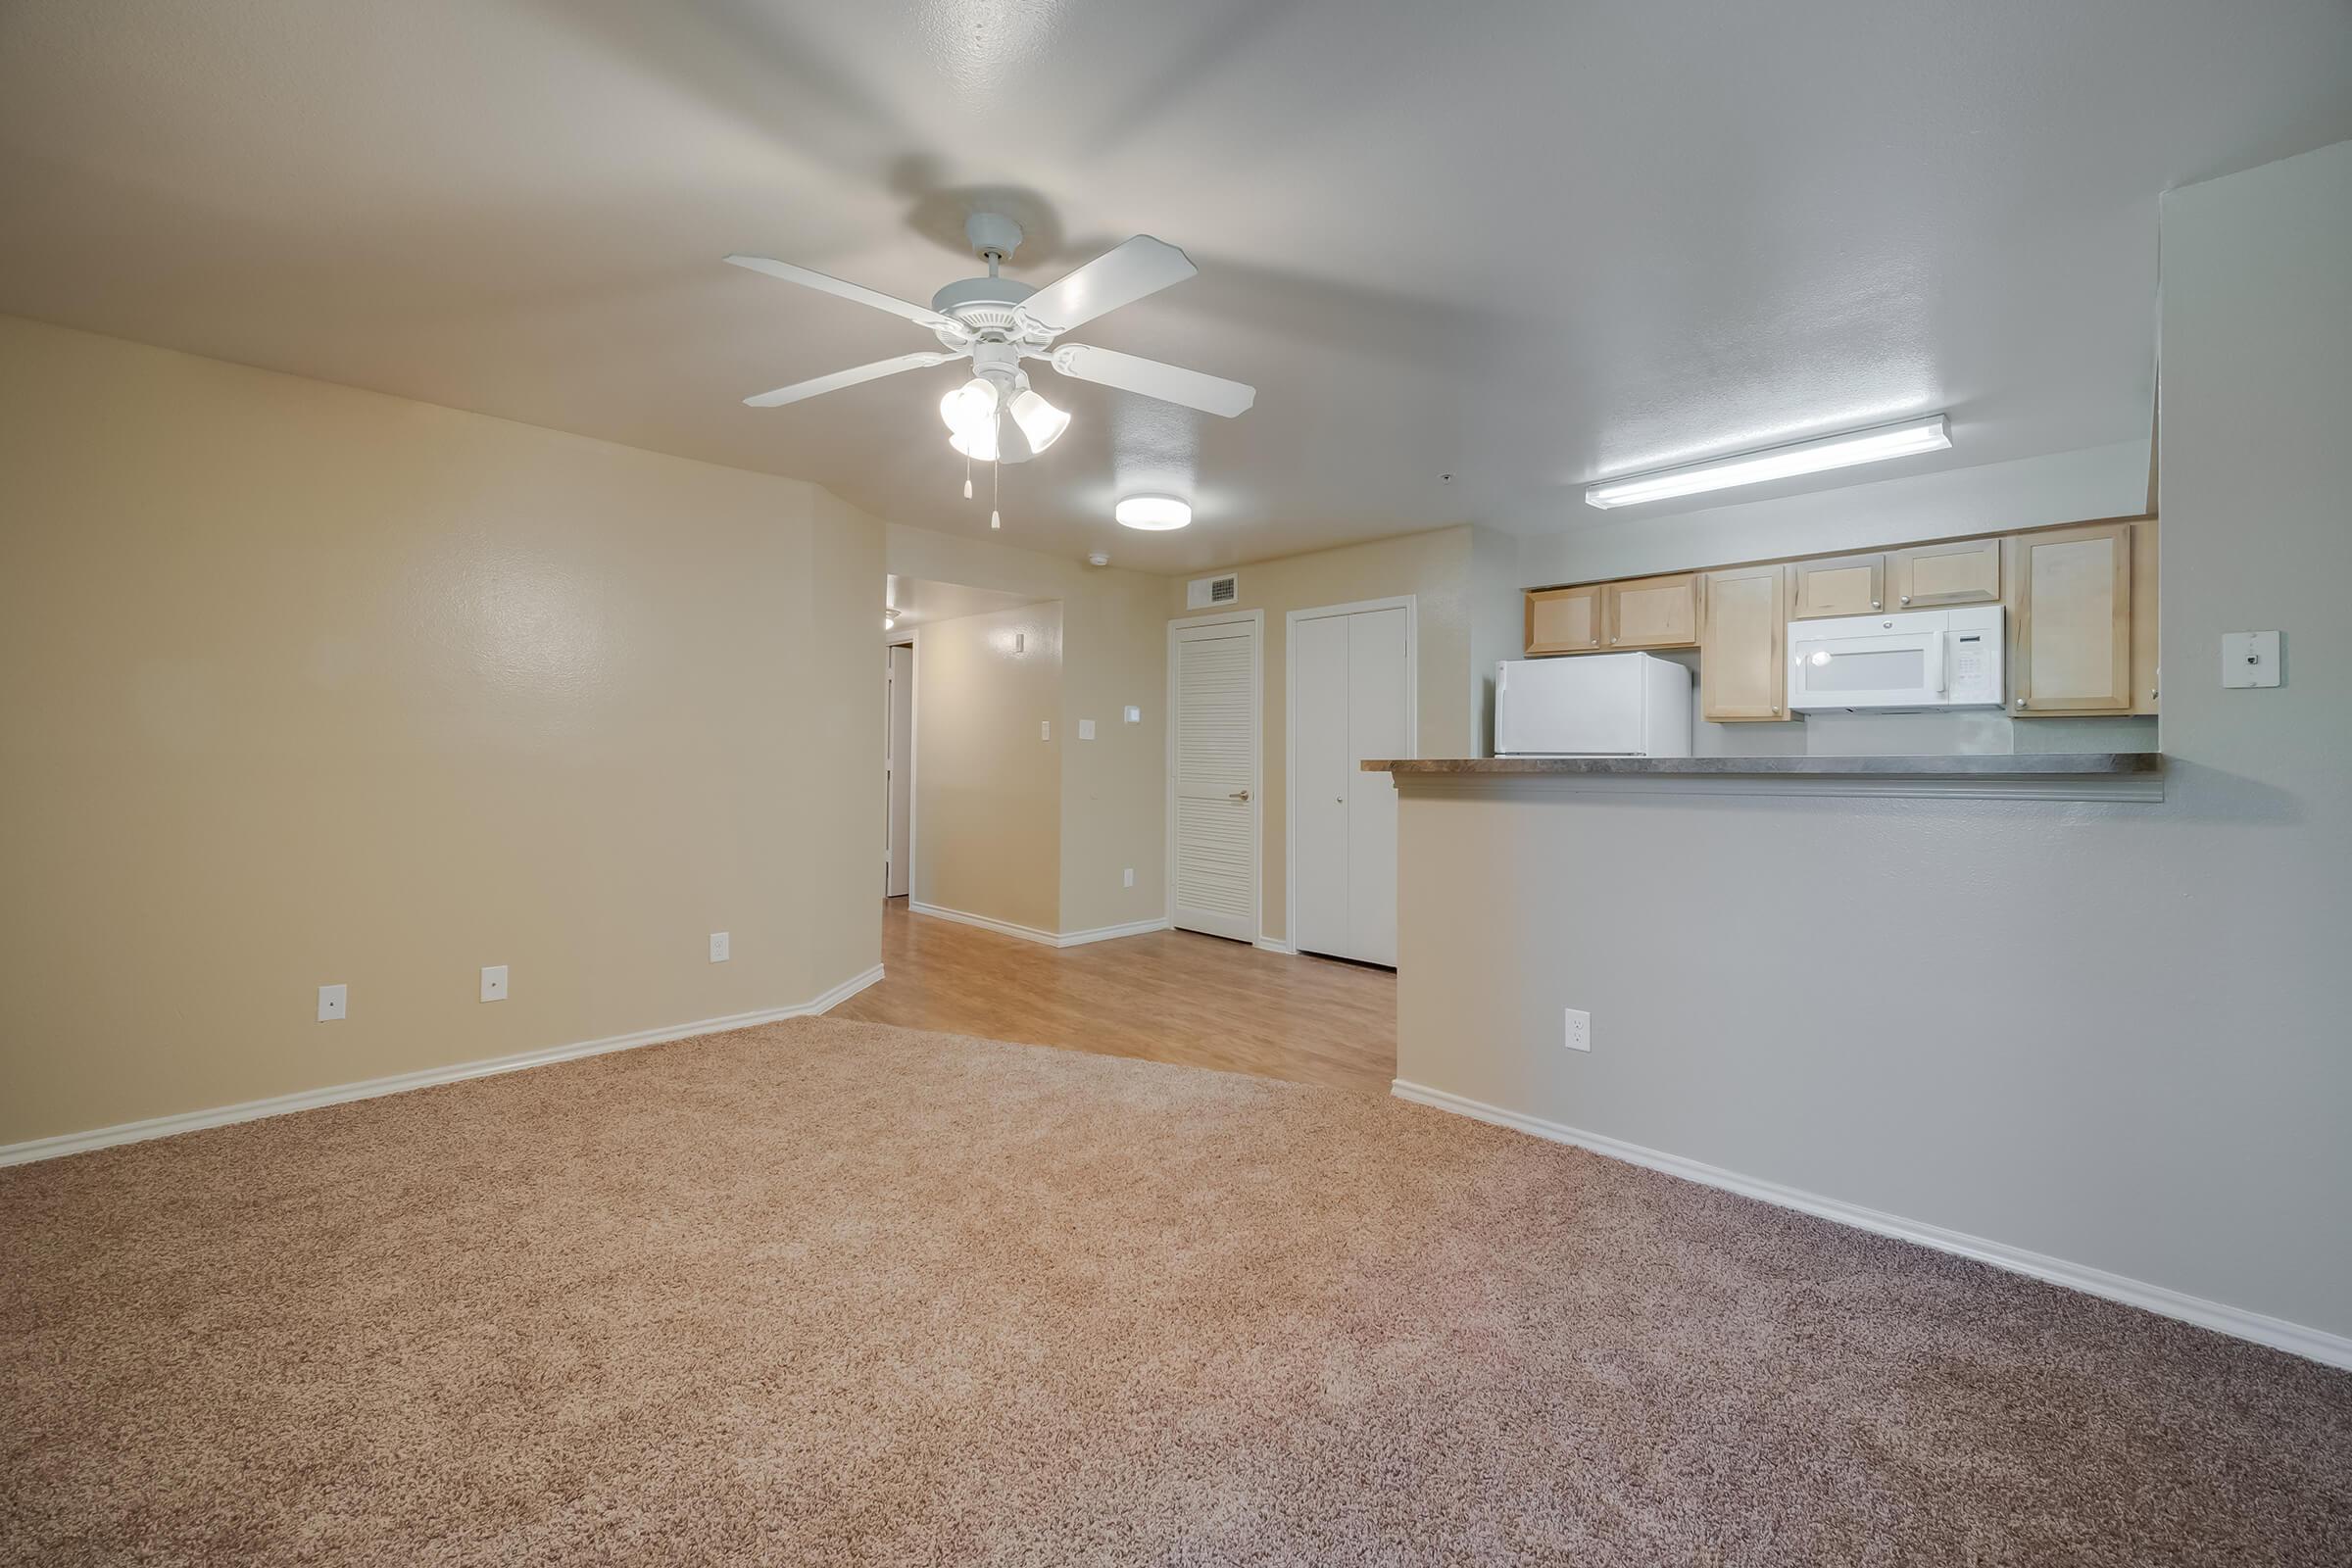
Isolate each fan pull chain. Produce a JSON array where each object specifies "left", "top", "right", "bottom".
[
  {"left": 962, "top": 452, "right": 973, "bottom": 501},
  {"left": 990, "top": 460, "right": 1002, "bottom": 530}
]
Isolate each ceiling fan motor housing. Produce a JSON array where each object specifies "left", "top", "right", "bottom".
[{"left": 930, "top": 275, "right": 1039, "bottom": 346}]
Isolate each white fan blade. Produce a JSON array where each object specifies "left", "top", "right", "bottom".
[
  {"left": 1018, "top": 235, "right": 1198, "bottom": 335},
  {"left": 1050, "top": 343, "right": 1255, "bottom": 417},
  {"left": 723, "top": 254, "right": 960, "bottom": 333},
  {"left": 744, "top": 352, "right": 952, "bottom": 408}
]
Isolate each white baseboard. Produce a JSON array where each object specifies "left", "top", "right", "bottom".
[
  {"left": 908, "top": 902, "right": 1167, "bottom": 949},
  {"left": 908, "top": 901, "right": 1060, "bottom": 946},
  {"left": 1253, "top": 937, "right": 1296, "bottom": 956},
  {"left": 1392, "top": 1079, "right": 2352, "bottom": 1372},
  {"left": 0, "top": 964, "right": 886, "bottom": 1169},
  {"left": 1056, "top": 916, "right": 1172, "bottom": 947}
]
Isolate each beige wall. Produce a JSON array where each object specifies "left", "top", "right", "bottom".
[
  {"left": 1391, "top": 140, "right": 2352, "bottom": 1350},
  {"left": 1169, "top": 526, "right": 1473, "bottom": 948},
  {"left": 907, "top": 602, "right": 1064, "bottom": 935},
  {"left": 1056, "top": 569, "right": 1175, "bottom": 934},
  {"left": 0, "top": 317, "right": 883, "bottom": 1146},
  {"left": 888, "top": 523, "right": 1167, "bottom": 938}
]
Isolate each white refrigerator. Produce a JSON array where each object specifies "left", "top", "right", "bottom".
[{"left": 1494, "top": 653, "right": 1693, "bottom": 757}]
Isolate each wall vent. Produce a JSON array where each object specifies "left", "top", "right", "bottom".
[{"left": 1187, "top": 572, "right": 1240, "bottom": 610}]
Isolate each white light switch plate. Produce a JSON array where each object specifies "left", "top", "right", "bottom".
[
  {"left": 710, "top": 931, "right": 730, "bottom": 962},
  {"left": 1123, "top": 867, "right": 1135, "bottom": 887},
  {"left": 1078, "top": 718, "right": 1096, "bottom": 740},
  {"left": 1564, "top": 1007, "right": 1591, "bottom": 1052},
  {"left": 1124, "top": 706, "right": 1141, "bottom": 724},
  {"left": 480, "top": 964, "right": 509, "bottom": 1003},
  {"left": 318, "top": 984, "right": 347, "bottom": 1022},
  {"left": 2221, "top": 631, "right": 2281, "bottom": 688}
]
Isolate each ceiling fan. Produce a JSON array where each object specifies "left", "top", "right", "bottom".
[{"left": 724, "top": 213, "right": 1255, "bottom": 476}]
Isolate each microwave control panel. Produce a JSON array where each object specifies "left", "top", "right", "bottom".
[{"left": 1947, "top": 630, "right": 1998, "bottom": 704}]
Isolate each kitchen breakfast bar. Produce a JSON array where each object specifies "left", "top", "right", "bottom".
[{"left": 1361, "top": 750, "right": 2196, "bottom": 1340}]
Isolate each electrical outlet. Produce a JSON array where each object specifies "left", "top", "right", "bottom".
[
  {"left": 1040, "top": 720, "right": 1052, "bottom": 741},
  {"left": 480, "top": 964, "right": 509, "bottom": 1003},
  {"left": 1122, "top": 867, "right": 1135, "bottom": 887},
  {"left": 1564, "top": 1007, "right": 1591, "bottom": 1052},
  {"left": 1079, "top": 718, "right": 1096, "bottom": 740},
  {"left": 318, "top": 984, "right": 347, "bottom": 1022},
  {"left": 710, "top": 931, "right": 730, "bottom": 963}
]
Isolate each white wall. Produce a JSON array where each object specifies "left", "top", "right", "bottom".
[{"left": 1392, "top": 139, "right": 2352, "bottom": 1354}]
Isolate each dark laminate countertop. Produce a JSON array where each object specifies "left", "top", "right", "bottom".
[{"left": 1365, "top": 753, "right": 2163, "bottom": 776}]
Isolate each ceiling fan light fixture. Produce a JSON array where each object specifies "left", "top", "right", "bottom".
[
  {"left": 1007, "top": 388, "right": 1071, "bottom": 454},
  {"left": 1114, "top": 495, "right": 1192, "bottom": 531},
  {"left": 938, "top": 376, "right": 1000, "bottom": 436},
  {"left": 949, "top": 422, "right": 1001, "bottom": 464}
]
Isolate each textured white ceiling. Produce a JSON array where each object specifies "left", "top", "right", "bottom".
[{"left": 2, "top": 1, "right": 2347, "bottom": 571}]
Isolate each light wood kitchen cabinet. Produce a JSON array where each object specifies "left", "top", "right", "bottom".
[
  {"left": 2009, "top": 522, "right": 2133, "bottom": 713},
  {"left": 1788, "top": 553, "right": 1885, "bottom": 618},
  {"left": 1525, "top": 584, "right": 1603, "bottom": 654},
  {"left": 1889, "top": 535, "right": 2002, "bottom": 608},
  {"left": 1698, "top": 564, "right": 1788, "bottom": 721},
  {"left": 1603, "top": 572, "right": 1698, "bottom": 649},
  {"left": 2131, "top": 519, "right": 2160, "bottom": 713}
]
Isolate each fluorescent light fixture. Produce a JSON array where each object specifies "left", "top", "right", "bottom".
[
  {"left": 1114, "top": 495, "right": 1191, "bottom": 531},
  {"left": 1007, "top": 388, "right": 1070, "bottom": 455},
  {"left": 1583, "top": 415, "right": 1951, "bottom": 510},
  {"left": 938, "top": 377, "right": 999, "bottom": 436},
  {"left": 949, "top": 421, "right": 1000, "bottom": 463}
]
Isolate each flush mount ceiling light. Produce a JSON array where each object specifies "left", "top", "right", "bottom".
[
  {"left": 1583, "top": 415, "right": 1952, "bottom": 510},
  {"left": 1114, "top": 495, "right": 1192, "bottom": 531}
]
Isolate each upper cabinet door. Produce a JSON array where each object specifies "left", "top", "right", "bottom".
[
  {"left": 2131, "top": 519, "right": 2160, "bottom": 714},
  {"left": 1889, "top": 536, "right": 2002, "bottom": 608},
  {"left": 2011, "top": 522, "right": 2133, "bottom": 714},
  {"left": 1525, "top": 584, "right": 1603, "bottom": 655},
  {"left": 1604, "top": 573, "right": 1698, "bottom": 649},
  {"left": 1788, "top": 553, "right": 1886, "bottom": 618},
  {"left": 1698, "top": 563, "right": 1787, "bottom": 721}
]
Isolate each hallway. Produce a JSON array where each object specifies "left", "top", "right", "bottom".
[{"left": 832, "top": 900, "right": 1396, "bottom": 1093}]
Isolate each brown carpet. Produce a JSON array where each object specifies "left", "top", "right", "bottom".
[{"left": 3, "top": 1019, "right": 2347, "bottom": 1566}]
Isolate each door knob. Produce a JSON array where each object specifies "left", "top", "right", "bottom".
[{"left": 1229, "top": 789, "right": 1250, "bottom": 802}]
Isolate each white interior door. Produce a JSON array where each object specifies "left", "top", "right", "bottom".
[
  {"left": 1291, "top": 601, "right": 1410, "bottom": 966},
  {"left": 885, "top": 643, "right": 911, "bottom": 898},
  {"left": 1171, "top": 617, "right": 1259, "bottom": 942},
  {"left": 1344, "top": 608, "right": 1408, "bottom": 965},
  {"left": 1293, "top": 614, "right": 1351, "bottom": 957}
]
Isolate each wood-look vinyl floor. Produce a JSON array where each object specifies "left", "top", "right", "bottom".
[{"left": 831, "top": 899, "right": 1396, "bottom": 1093}]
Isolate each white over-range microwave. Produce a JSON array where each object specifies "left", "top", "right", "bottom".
[{"left": 1787, "top": 606, "right": 2005, "bottom": 712}]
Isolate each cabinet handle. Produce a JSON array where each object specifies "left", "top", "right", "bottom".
[
  {"left": 1871, "top": 600, "right": 1882, "bottom": 610},
  {"left": 1610, "top": 636, "right": 1618, "bottom": 644},
  {"left": 2015, "top": 698, "right": 2027, "bottom": 710},
  {"left": 1900, "top": 595, "right": 1912, "bottom": 606}
]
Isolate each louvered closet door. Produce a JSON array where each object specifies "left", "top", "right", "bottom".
[{"left": 1172, "top": 619, "right": 1259, "bottom": 942}]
